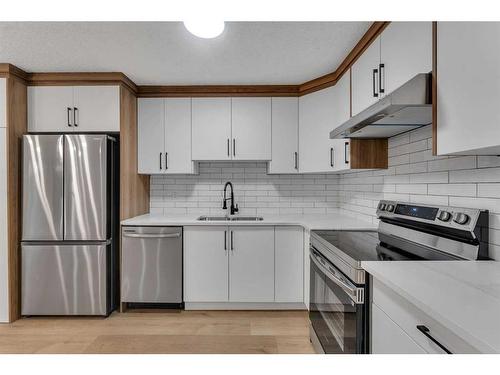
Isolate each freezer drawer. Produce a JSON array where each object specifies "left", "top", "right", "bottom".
[
  {"left": 121, "top": 226, "right": 183, "bottom": 303},
  {"left": 21, "top": 243, "right": 109, "bottom": 315}
]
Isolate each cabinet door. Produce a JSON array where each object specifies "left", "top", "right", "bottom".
[
  {"left": 184, "top": 226, "right": 229, "bottom": 302},
  {"left": 351, "top": 36, "right": 381, "bottom": 116},
  {"left": 0, "top": 78, "right": 6, "bottom": 128},
  {"left": 165, "top": 98, "right": 195, "bottom": 174},
  {"left": 268, "top": 97, "right": 298, "bottom": 174},
  {"left": 380, "top": 22, "right": 432, "bottom": 96},
  {"left": 192, "top": 98, "right": 232, "bottom": 160},
  {"left": 229, "top": 227, "right": 274, "bottom": 302},
  {"left": 275, "top": 226, "right": 303, "bottom": 302},
  {"left": 333, "top": 139, "right": 351, "bottom": 172},
  {"left": 138, "top": 99, "right": 165, "bottom": 174},
  {"left": 299, "top": 74, "right": 350, "bottom": 173},
  {"left": 437, "top": 22, "right": 500, "bottom": 155},
  {"left": 28, "top": 86, "right": 74, "bottom": 132},
  {"left": 231, "top": 98, "right": 272, "bottom": 160},
  {"left": 73, "top": 86, "right": 120, "bottom": 132},
  {"left": 371, "top": 303, "right": 427, "bottom": 354}
]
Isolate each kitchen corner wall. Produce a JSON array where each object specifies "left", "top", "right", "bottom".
[
  {"left": 150, "top": 164, "right": 340, "bottom": 216},
  {"left": 149, "top": 125, "right": 500, "bottom": 261},
  {"left": 337, "top": 125, "right": 500, "bottom": 261}
]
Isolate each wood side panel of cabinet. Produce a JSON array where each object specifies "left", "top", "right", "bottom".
[
  {"left": 349, "top": 139, "right": 388, "bottom": 169},
  {"left": 120, "top": 87, "right": 150, "bottom": 221},
  {"left": 5, "top": 77, "right": 27, "bottom": 322}
]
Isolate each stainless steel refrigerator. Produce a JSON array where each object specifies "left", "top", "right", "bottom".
[{"left": 21, "top": 134, "right": 119, "bottom": 316}]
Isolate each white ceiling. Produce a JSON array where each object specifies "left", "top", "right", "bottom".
[{"left": 0, "top": 22, "right": 370, "bottom": 85}]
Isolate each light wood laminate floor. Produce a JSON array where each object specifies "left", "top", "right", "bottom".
[{"left": 0, "top": 310, "right": 315, "bottom": 354}]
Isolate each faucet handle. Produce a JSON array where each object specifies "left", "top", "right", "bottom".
[{"left": 234, "top": 204, "right": 239, "bottom": 213}]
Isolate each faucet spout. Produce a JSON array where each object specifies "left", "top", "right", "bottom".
[{"left": 222, "top": 181, "right": 239, "bottom": 215}]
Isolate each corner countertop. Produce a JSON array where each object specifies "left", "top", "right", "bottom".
[
  {"left": 121, "top": 211, "right": 377, "bottom": 231},
  {"left": 362, "top": 260, "right": 500, "bottom": 353}
]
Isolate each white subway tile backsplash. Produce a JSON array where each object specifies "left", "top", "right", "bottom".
[{"left": 150, "top": 126, "right": 500, "bottom": 260}]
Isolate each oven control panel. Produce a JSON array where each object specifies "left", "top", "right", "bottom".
[{"left": 376, "top": 200, "right": 484, "bottom": 230}]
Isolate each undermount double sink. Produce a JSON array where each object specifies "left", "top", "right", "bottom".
[{"left": 197, "top": 216, "right": 264, "bottom": 222}]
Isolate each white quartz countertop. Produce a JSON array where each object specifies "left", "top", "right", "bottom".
[
  {"left": 362, "top": 261, "right": 500, "bottom": 353},
  {"left": 121, "top": 212, "right": 377, "bottom": 231}
]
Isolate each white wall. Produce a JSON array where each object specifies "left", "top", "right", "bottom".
[
  {"left": 150, "top": 163, "right": 340, "bottom": 216},
  {"left": 337, "top": 125, "right": 500, "bottom": 261}
]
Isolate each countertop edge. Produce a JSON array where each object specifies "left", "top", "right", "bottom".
[{"left": 362, "top": 261, "right": 497, "bottom": 354}]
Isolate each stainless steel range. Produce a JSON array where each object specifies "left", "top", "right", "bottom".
[{"left": 309, "top": 200, "right": 489, "bottom": 354}]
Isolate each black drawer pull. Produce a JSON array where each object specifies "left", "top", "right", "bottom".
[{"left": 416, "top": 325, "right": 452, "bottom": 354}]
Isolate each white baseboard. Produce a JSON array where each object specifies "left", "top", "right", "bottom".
[{"left": 184, "top": 302, "right": 307, "bottom": 310}]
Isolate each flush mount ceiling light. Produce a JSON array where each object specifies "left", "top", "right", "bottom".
[{"left": 183, "top": 20, "right": 225, "bottom": 39}]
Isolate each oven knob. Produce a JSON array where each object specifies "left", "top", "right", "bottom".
[
  {"left": 378, "top": 203, "right": 386, "bottom": 211},
  {"left": 437, "top": 210, "right": 452, "bottom": 222},
  {"left": 453, "top": 212, "right": 470, "bottom": 225},
  {"left": 386, "top": 204, "right": 395, "bottom": 212}
]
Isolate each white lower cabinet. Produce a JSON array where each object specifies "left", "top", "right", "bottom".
[
  {"left": 229, "top": 227, "right": 275, "bottom": 302},
  {"left": 183, "top": 225, "right": 304, "bottom": 305},
  {"left": 371, "top": 278, "right": 478, "bottom": 354},
  {"left": 184, "top": 226, "right": 229, "bottom": 302},
  {"left": 275, "top": 226, "right": 304, "bottom": 302},
  {"left": 371, "top": 303, "right": 426, "bottom": 354}
]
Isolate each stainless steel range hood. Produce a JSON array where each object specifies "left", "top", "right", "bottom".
[{"left": 330, "top": 73, "right": 432, "bottom": 139}]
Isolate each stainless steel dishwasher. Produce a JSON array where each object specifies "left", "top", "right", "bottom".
[{"left": 121, "top": 226, "right": 183, "bottom": 307}]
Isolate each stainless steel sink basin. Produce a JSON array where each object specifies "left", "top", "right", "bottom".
[{"left": 197, "top": 216, "right": 263, "bottom": 222}]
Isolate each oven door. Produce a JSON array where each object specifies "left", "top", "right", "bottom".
[{"left": 309, "top": 247, "right": 367, "bottom": 354}]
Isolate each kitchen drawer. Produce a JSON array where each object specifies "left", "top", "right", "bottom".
[{"left": 372, "top": 278, "right": 478, "bottom": 354}]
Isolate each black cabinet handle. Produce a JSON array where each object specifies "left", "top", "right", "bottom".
[
  {"left": 416, "top": 325, "right": 452, "bottom": 354},
  {"left": 67, "top": 107, "right": 72, "bottom": 127},
  {"left": 294, "top": 151, "right": 298, "bottom": 170},
  {"left": 379, "top": 63, "right": 385, "bottom": 94},
  {"left": 73, "top": 107, "right": 78, "bottom": 127},
  {"left": 230, "top": 230, "right": 234, "bottom": 251},
  {"left": 233, "top": 138, "right": 236, "bottom": 157},
  {"left": 344, "top": 142, "right": 349, "bottom": 164},
  {"left": 165, "top": 152, "right": 168, "bottom": 169},
  {"left": 224, "top": 230, "right": 227, "bottom": 250},
  {"left": 227, "top": 138, "right": 230, "bottom": 157},
  {"left": 159, "top": 152, "right": 162, "bottom": 170},
  {"left": 330, "top": 148, "right": 334, "bottom": 167},
  {"left": 372, "top": 69, "right": 379, "bottom": 98}
]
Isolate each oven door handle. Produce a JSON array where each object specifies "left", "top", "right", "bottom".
[{"left": 310, "top": 251, "right": 364, "bottom": 304}]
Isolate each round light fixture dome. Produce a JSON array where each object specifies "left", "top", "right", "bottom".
[{"left": 183, "top": 20, "right": 225, "bottom": 39}]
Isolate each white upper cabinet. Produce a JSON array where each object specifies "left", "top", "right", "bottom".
[
  {"left": 28, "top": 86, "right": 74, "bottom": 132},
  {"left": 28, "top": 85, "right": 120, "bottom": 133},
  {"left": 229, "top": 226, "right": 274, "bottom": 302},
  {"left": 0, "top": 78, "right": 6, "bottom": 128},
  {"left": 268, "top": 97, "right": 299, "bottom": 174},
  {"left": 138, "top": 98, "right": 196, "bottom": 174},
  {"left": 380, "top": 22, "right": 432, "bottom": 96},
  {"left": 437, "top": 22, "right": 500, "bottom": 155},
  {"left": 231, "top": 98, "right": 271, "bottom": 160},
  {"left": 351, "top": 22, "right": 432, "bottom": 116},
  {"left": 299, "top": 73, "right": 351, "bottom": 173},
  {"left": 184, "top": 226, "right": 229, "bottom": 302},
  {"left": 138, "top": 99, "right": 165, "bottom": 174},
  {"left": 351, "top": 36, "right": 381, "bottom": 116},
  {"left": 165, "top": 98, "right": 196, "bottom": 173},
  {"left": 192, "top": 98, "right": 232, "bottom": 160},
  {"left": 72, "top": 86, "right": 120, "bottom": 132}
]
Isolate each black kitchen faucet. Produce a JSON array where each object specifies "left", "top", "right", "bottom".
[{"left": 222, "top": 181, "right": 239, "bottom": 215}]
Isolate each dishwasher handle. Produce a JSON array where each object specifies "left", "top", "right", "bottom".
[{"left": 122, "top": 232, "right": 181, "bottom": 239}]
